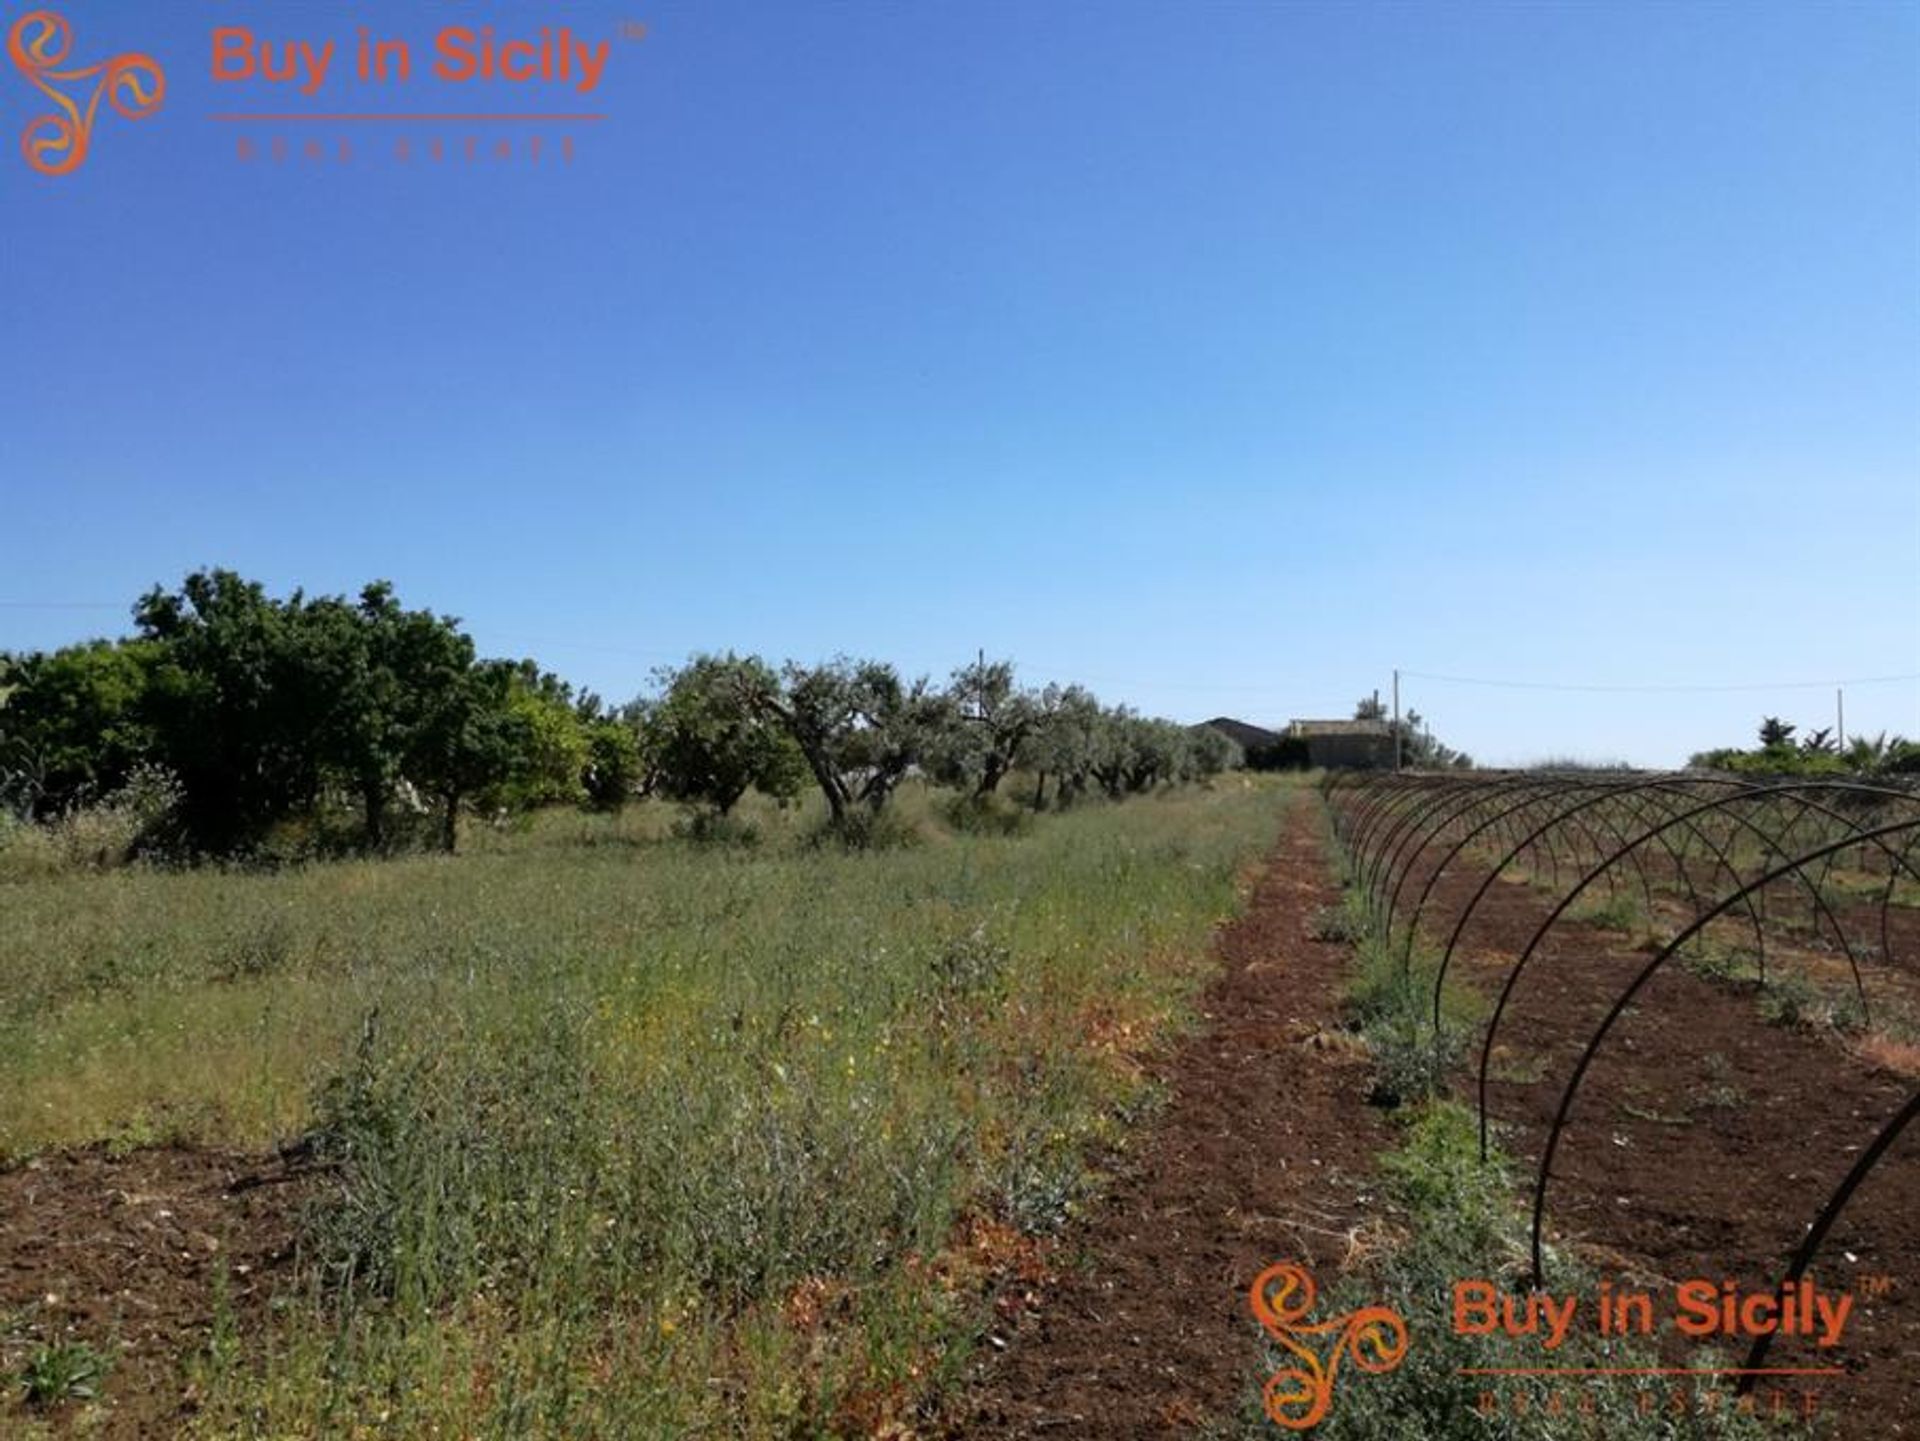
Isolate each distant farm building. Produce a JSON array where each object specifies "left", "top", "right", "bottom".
[
  {"left": 1197, "top": 717, "right": 1308, "bottom": 770},
  {"left": 1286, "top": 719, "right": 1395, "bottom": 770},
  {"left": 1198, "top": 717, "right": 1281, "bottom": 753}
]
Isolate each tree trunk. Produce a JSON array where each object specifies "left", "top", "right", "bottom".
[
  {"left": 362, "top": 780, "right": 387, "bottom": 851},
  {"left": 441, "top": 787, "right": 460, "bottom": 853},
  {"left": 976, "top": 756, "right": 1006, "bottom": 800},
  {"left": 796, "top": 746, "right": 848, "bottom": 826},
  {"left": 1032, "top": 771, "right": 1047, "bottom": 811}
]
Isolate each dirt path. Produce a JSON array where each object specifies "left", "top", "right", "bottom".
[{"left": 955, "top": 789, "right": 1389, "bottom": 1436}]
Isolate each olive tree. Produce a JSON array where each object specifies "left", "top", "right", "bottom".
[
  {"left": 1026, "top": 684, "right": 1103, "bottom": 809},
  {"left": 929, "top": 657, "right": 1040, "bottom": 800},
  {"left": 1189, "top": 724, "right": 1242, "bottom": 779},
  {"left": 752, "top": 657, "right": 951, "bottom": 828}
]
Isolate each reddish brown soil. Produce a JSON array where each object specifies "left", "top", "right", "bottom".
[
  {"left": 954, "top": 791, "right": 1391, "bottom": 1436},
  {"left": 0, "top": 1144, "right": 318, "bottom": 1437},
  {"left": 1405, "top": 854, "right": 1920, "bottom": 1437}
]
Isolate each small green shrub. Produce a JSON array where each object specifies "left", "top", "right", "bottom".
[
  {"left": 214, "top": 910, "right": 297, "bottom": 982},
  {"left": 940, "top": 792, "right": 1033, "bottom": 838},
  {"left": 932, "top": 926, "right": 1010, "bottom": 997},
  {"left": 996, "top": 1135, "right": 1085, "bottom": 1234},
  {"left": 1758, "top": 970, "right": 1819, "bottom": 1029},
  {"left": 672, "top": 809, "right": 761, "bottom": 848},
  {"left": 5, "top": 763, "right": 187, "bottom": 875},
  {"left": 1826, "top": 988, "right": 1869, "bottom": 1035},
  {"left": 1693, "top": 1053, "right": 1746, "bottom": 1110},
  {"left": 1681, "top": 939, "right": 1755, "bottom": 984},
  {"left": 1566, "top": 889, "right": 1645, "bottom": 935},
  {"left": 0, "top": 815, "right": 60, "bottom": 881},
  {"left": 19, "top": 1340, "right": 108, "bottom": 1408},
  {"left": 1366, "top": 1014, "right": 1465, "bottom": 1108},
  {"left": 807, "top": 806, "right": 922, "bottom": 852},
  {"left": 1310, "top": 902, "right": 1368, "bottom": 943}
]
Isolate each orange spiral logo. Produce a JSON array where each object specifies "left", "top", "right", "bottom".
[
  {"left": 8, "top": 9, "right": 164, "bottom": 176},
  {"left": 1249, "top": 1262, "right": 1409, "bottom": 1431}
]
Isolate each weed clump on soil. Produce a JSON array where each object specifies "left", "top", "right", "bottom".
[
  {"left": 1825, "top": 989, "right": 1869, "bottom": 1035},
  {"left": 1681, "top": 938, "right": 1758, "bottom": 985},
  {"left": 1757, "top": 969, "right": 1820, "bottom": 1029},
  {"left": 1320, "top": 865, "right": 1476, "bottom": 1107},
  {"left": 1364, "top": 1008, "right": 1467, "bottom": 1110},
  {"left": 1341, "top": 930, "right": 1466, "bottom": 1106},
  {"left": 1306, "top": 802, "right": 1480, "bottom": 1109},
  {"left": 17, "top": 1340, "right": 109, "bottom": 1409},
  {"left": 1692, "top": 1052, "right": 1747, "bottom": 1111},
  {"left": 1310, "top": 900, "right": 1369, "bottom": 943},
  {"left": 1566, "top": 889, "right": 1648, "bottom": 936}
]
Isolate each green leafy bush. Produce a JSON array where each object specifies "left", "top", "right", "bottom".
[{"left": 1758, "top": 969, "right": 1819, "bottom": 1029}]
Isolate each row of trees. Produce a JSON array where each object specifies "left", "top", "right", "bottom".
[
  {"left": 1689, "top": 716, "right": 1920, "bottom": 777},
  {"left": 638, "top": 653, "right": 1239, "bottom": 827},
  {"left": 0, "top": 572, "right": 639, "bottom": 854},
  {"left": 0, "top": 572, "right": 1240, "bottom": 858}
]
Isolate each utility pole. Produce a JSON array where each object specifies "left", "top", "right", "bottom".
[
  {"left": 1837, "top": 687, "right": 1845, "bottom": 750},
  {"left": 1392, "top": 668, "right": 1402, "bottom": 772}
]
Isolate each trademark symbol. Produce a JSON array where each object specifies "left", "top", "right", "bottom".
[
  {"left": 620, "top": 21, "right": 650, "bottom": 42},
  {"left": 1857, "top": 1274, "right": 1894, "bottom": 1300}
]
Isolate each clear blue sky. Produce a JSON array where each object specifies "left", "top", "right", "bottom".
[{"left": 4, "top": 0, "right": 1916, "bottom": 766}]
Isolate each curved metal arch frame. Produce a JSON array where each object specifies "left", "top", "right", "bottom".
[
  {"left": 1379, "top": 777, "right": 1594, "bottom": 943},
  {"left": 1526, "top": 816, "right": 1920, "bottom": 1287},
  {"left": 1429, "top": 780, "right": 1915, "bottom": 1039},
  {"left": 1475, "top": 783, "right": 1920, "bottom": 1159},
  {"left": 1356, "top": 775, "right": 1492, "bottom": 905},
  {"left": 1391, "top": 778, "right": 1645, "bottom": 972},
  {"left": 1736, "top": 1089, "right": 1920, "bottom": 1392}
]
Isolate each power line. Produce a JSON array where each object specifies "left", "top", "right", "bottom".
[
  {"left": 1400, "top": 668, "right": 1920, "bottom": 695},
  {"left": 6, "top": 600, "right": 1913, "bottom": 707}
]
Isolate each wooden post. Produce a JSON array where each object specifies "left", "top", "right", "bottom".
[{"left": 1392, "top": 669, "right": 1402, "bottom": 771}]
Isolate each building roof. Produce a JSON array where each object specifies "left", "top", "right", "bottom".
[
  {"left": 1287, "top": 719, "right": 1393, "bottom": 739},
  {"left": 1198, "top": 716, "right": 1282, "bottom": 750}
]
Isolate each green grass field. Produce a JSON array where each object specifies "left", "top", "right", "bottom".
[{"left": 1, "top": 779, "right": 1287, "bottom": 1436}]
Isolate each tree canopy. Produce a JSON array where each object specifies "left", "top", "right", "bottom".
[{"left": 1, "top": 571, "right": 1260, "bottom": 860}]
